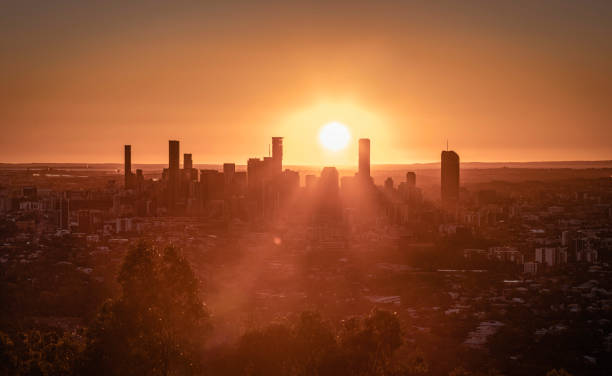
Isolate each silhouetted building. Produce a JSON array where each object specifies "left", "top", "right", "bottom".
[
  {"left": 183, "top": 153, "right": 198, "bottom": 182},
  {"left": 316, "top": 167, "right": 341, "bottom": 221},
  {"left": 58, "top": 196, "right": 70, "bottom": 230},
  {"left": 247, "top": 158, "right": 263, "bottom": 193},
  {"left": 233, "top": 171, "right": 247, "bottom": 196},
  {"left": 247, "top": 158, "right": 265, "bottom": 217},
  {"left": 124, "top": 145, "right": 132, "bottom": 188},
  {"left": 263, "top": 157, "right": 274, "bottom": 180},
  {"left": 168, "top": 140, "right": 180, "bottom": 212},
  {"left": 305, "top": 174, "right": 317, "bottom": 189},
  {"left": 359, "top": 138, "right": 370, "bottom": 179},
  {"left": 272, "top": 137, "right": 283, "bottom": 176},
  {"left": 184, "top": 153, "right": 192, "bottom": 170},
  {"left": 224, "top": 163, "right": 236, "bottom": 188},
  {"left": 135, "top": 169, "right": 144, "bottom": 192},
  {"left": 201, "top": 170, "right": 224, "bottom": 201},
  {"left": 385, "top": 177, "right": 394, "bottom": 192},
  {"left": 441, "top": 150, "right": 460, "bottom": 208},
  {"left": 282, "top": 170, "right": 299, "bottom": 190},
  {"left": 406, "top": 171, "right": 416, "bottom": 187}
]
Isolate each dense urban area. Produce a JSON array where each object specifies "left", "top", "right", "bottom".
[{"left": 1, "top": 138, "right": 611, "bottom": 376}]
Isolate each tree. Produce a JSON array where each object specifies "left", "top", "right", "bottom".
[
  {"left": 80, "top": 242, "right": 211, "bottom": 375},
  {"left": 339, "top": 309, "right": 403, "bottom": 375},
  {"left": 546, "top": 369, "right": 573, "bottom": 376},
  {"left": 448, "top": 367, "right": 473, "bottom": 376},
  {"left": 0, "top": 331, "right": 17, "bottom": 375},
  {"left": 211, "top": 309, "right": 404, "bottom": 376},
  {"left": 0, "top": 329, "right": 80, "bottom": 376}
]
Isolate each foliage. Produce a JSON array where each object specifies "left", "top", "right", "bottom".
[
  {"left": 546, "top": 369, "right": 574, "bottom": 376},
  {"left": 79, "top": 242, "right": 211, "bottom": 375},
  {"left": 0, "top": 329, "right": 81, "bottom": 376},
  {"left": 210, "top": 309, "right": 405, "bottom": 376}
]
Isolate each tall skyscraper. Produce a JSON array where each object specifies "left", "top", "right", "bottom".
[
  {"left": 124, "top": 145, "right": 132, "bottom": 188},
  {"left": 169, "top": 140, "right": 180, "bottom": 171},
  {"left": 272, "top": 137, "right": 283, "bottom": 175},
  {"left": 168, "top": 140, "right": 180, "bottom": 212},
  {"left": 359, "top": 138, "right": 370, "bottom": 179},
  {"left": 184, "top": 153, "right": 192, "bottom": 170},
  {"left": 441, "top": 150, "right": 460, "bottom": 207}
]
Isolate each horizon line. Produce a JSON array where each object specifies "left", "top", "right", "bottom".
[{"left": 2, "top": 159, "right": 612, "bottom": 167}]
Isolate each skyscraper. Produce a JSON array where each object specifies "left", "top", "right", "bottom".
[
  {"left": 184, "top": 153, "right": 192, "bottom": 170},
  {"left": 272, "top": 137, "right": 283, "bottom": 175},
  {"left": 359, "top": 138, "right": 370, "bottom": 179},
  {"left": 168, "top": 140, "right": 180, "bottom": 212},
  {"left": 223, "top": 163, "right": 236, "bottom": 187},
  {"left": 183, "top": 152, "right": 197, "bottom": 181},
  {"left": 406, "top": 171, "right": 416, "bottom": 187},
  {"left": 317, "top": 167, "right": 341, "bottom": 220},
  {"left": 200, "top": 169, "right": 224, "bottom": 201},
  {"left": 58, "top": 196, "right": 70, "bottom": 230},
  {"left": 320, "top": 167, "right": 339, "bottom": 191},
  {"left": 136, "top": 169, "right": 144, "bottom": 192},
  {"left": 124, "top": 145, "right": 132, "bottom": 188},
  {"left": 441, "top": 150, "right": 460, "bottom": 208}
]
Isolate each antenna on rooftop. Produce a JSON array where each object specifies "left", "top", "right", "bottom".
[{"left": 446, "top": 139, "right": 449, "bottom": 151}]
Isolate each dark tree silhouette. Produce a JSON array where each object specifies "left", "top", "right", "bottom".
[
  {"left": 213, "top": 309, "right": 403, "bottom": 376},
  {"left": 80, "top": 242, "right": 211, "bottom": 376}
]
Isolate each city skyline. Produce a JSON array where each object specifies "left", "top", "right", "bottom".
[
  {"left": 2, "top": 2, "right": 612, "bottom": 374},
  {"left": 2, "top": 1, "right": 612, "bottom": 164}
]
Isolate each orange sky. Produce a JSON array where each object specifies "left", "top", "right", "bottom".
[{"left": 1, "top": 1, "right": 611, "bottom": 165}]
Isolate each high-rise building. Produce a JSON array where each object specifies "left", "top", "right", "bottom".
[
  {"left": 124, "top": 145, "right": 132, "bottom": 188},
  {"left": 305, "top": 174, "right": 317, "bottom": 189},
  {"left": 384, "top": 177, "right": 394, "bottom": 191},
  {"left": 233, "top": 171, "right": 247, "bottom": 196},
  {"left": 58, "top": 196, "right": 70, "bottom": 230},
  {"left": 247, "top": 158, "right": 264, "bottom": 192},
  {"left": 184, "top": 153, "right": 192, "bottom": 170},
  {"left": 441, "top": 150, "right": 460, "bottom": 207},
  {"left": 223, "top": 163, "right": 236, "bottom": 186},
  {"left": 272, "top": 137, "right": 283, "bottom": 175},
  {"left": 317, "top": 167, "right": 341, "bottom": 220},
  {"left": 168, "top": 140, "right": 180, "bottom": 212},
  {"left": 406, "top": 172, "right": 416, "bottom": 187},
  {"left": 135, "top": 169, "right": 144, "bottom": 192},
  {"left": 183, "top": 153, "right": 197, "bottom": 182},
  {"left": 359, "top": 138, "right": 370, "bottom": 179},
  {"left": 200, "top": 169, "right": 224, "bottom": 201}
]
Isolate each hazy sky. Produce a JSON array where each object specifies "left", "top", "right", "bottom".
[{"left": 1, "top": 0, "right": 611, "bottom": 165}]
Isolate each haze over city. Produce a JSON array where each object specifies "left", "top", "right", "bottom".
[{"left": 2, "top": 2, "right": 612, "bottom": 376}]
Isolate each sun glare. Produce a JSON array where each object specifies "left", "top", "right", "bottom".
[{"left": 318, "top": 122, "right": 350, "bottom": 151}]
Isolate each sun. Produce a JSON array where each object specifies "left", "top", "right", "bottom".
[{"left": 318, "top": 122, "right": 350, "bottom": 151}]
